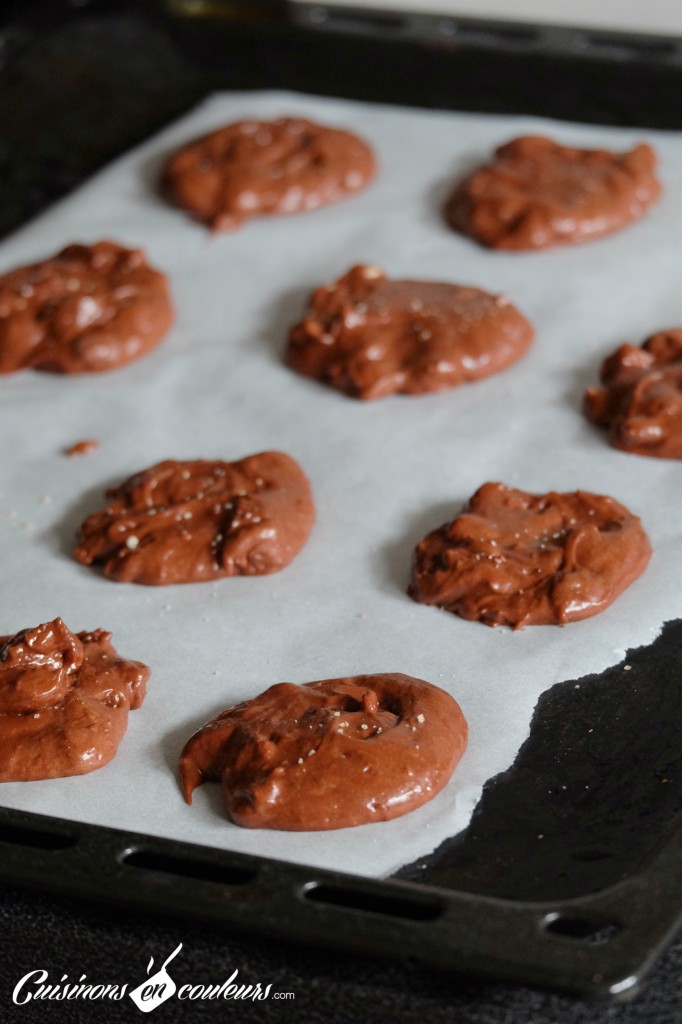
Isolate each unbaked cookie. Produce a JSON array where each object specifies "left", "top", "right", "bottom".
[
  {"left": 162, "top": 117, "right": 375, "bottom": 231},
  {"left": 74, "top": 451, "right": 315, "bottom": 585},
  {"left": 180, "top": 673, "right": 468, "bottom": 831},
  {"left": 0, "top": 242, "right": 173, "bottom": 374},
  {"left": 0, "top": 618, "right": 148, "bottom": 781},
  {"left": 584, "top": 330, "right": 682, "bottom": 459},
  {"left": 409, "top": 482, "right": 651, "bottom": 628},
  {"left": 445, "top": 136, "right": 660, "bottom": 251},
  {"left": 285, "top": 264, "right": 534, "bottom": 399}
]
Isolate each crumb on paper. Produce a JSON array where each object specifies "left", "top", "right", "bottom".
[{"left": 65, "top": 440, "right": 100, "bottom": 457}]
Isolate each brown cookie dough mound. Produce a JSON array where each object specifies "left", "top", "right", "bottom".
[
  {"left": 409, "top": 483, "right": 651, "bottom": 628},
  {"left": 74, "top": 451, "right": 315, "bottom": 586},
  {"left": 445, "top": 136, "right": 661, "bottom": 251},
  {"left": 0, "top": 242, "right": 174, "bottom": 374},
  {"left": 180, "top": 673, "right": 468, "bottom": 831},
  {"left": 285, "top": 264, "right": 534, "bottom": 400},
  {"left": 584, "top": 330, "right": 682, "bottom": 459},
  {"left": 161, "top": 117, "right": 375, "bottom": 231},
  {"left": 0, "top": 618, "right": 148, "bottom": 781}
]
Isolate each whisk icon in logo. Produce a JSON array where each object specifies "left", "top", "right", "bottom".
[{"left": 129, "top": 944, "right": 183, "bottom": 1013}]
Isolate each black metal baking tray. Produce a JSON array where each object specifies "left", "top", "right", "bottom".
[{"left": 1, "top": 0, "right": 681, "bottom": 1001}]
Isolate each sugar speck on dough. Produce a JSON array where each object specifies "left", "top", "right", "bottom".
[{"left": 126, "top": 535, "right": 140, "bottom": 550}]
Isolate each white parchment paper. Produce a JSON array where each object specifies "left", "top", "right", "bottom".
[{"left": 0, "top": 91, "right": 680, "bottom": 878}]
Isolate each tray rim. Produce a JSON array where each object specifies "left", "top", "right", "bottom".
[{"left": 1, "top": 803, "right": 681, "bottom": 1000}]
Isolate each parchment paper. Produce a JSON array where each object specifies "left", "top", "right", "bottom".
[{"left": 0, "top": 91, "right": 680, "bottom": 878}]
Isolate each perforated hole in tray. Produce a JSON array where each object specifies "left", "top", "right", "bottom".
[
  {"left": 544, "top": 913, "right": 622, "bottom": 945},
  {"left": 122, "top": 849, "right": 257, "bottom": 886},
  {"left": 0, "top": 822, "right": 77, "bottom": 851},
  {"left": 303, "top": 882, "right": 443, "bottom": 921}
]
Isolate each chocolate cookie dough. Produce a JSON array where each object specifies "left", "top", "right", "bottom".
[
  {"left": 409, "top": 483, "right": 651, "bottom": 628},
  {"left": 180, "top": 673, "right": 468, "bottom": 831},
  {"left": 0, "top": 618, "right": 148, "bottom": 781},
  {"left": 75, "top": 451, "right": 315, "bottom": 585},
  {"left": 584, "top": 329, "right": 682, "bottom": 459},
  {"left": 162, "top": 117, "right": 375, "bottom": 231},
  {"left": 285, "top": 264, "right": 534, "bottom": 399},
  {"left": 0, "top": 242, "right": 173, "bottom": 374},
  {"left": 445, "top": 136, "right": 661, "bottom": 251}
]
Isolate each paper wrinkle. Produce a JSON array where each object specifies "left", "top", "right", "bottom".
[{"left": 0, "top": 91, "right": 680, "bottom": 878}]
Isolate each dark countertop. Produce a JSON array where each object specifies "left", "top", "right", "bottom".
[{"left": 0, "top": 3, "right": 680, "bottom": 1020}]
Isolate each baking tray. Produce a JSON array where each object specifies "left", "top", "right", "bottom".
[{"left": 1, "top": 0, "right": 681, "bottom": 1001}]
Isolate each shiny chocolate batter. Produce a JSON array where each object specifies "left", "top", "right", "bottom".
[
  {"left": 409, "top": 483, "right": 651, "bottom": 628},
  {"left": 445, "top": 136, "right": 661, "bottom": 251},
  {"left": 180, "top": 673, "right": 468, "bottom": 831},
  {"left": 285, "top": 264, "right": 534, "bottom": 399},
  {"left": 0, "top": 242, "right": 174, "bottom": 374},
  {"left": 584, "top": 329, "right": 682, "bottom": 459},
  {"left": 162, "top": 117, "right": 375, "bottom": 231},
  {"left": 0, "top": 618, "right": 148, "bottom": 781},
  {"left": 75, "top": 451, "right": 315, "bottom": 585}
]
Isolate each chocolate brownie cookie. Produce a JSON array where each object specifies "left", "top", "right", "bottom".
[
  {"left": 0, "top": 242, "right": 173, "bottom": 374},
  {"left": 0, "top": 618, "right": 148, "bottom": 781},
  {"left": 584, "top": 329, "right": 682, "bottom": 459},
  {"left": 74, "top": 451, "right": 315, "bottom": 585},
  {"left": 445, "top": 136, "right": 661, "bottom": 251},
  {"left": 162, "top": 117, "right": 375, "bottom": 231},
  {"left": 285, "top": 264, "right": 534, "bottom": 399},
  {"left": 409, "top": 483, "right": 651, "bottom": 628},
  {"left": 180, "top": 673, "right": 468, "bottom": 831}
]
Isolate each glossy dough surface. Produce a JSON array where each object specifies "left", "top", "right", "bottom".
[
  {"left": 162, "top": 117, "right": 375, "bottom": 231},
  {"left": 0, "top": 618, "right": 148, "bottom": 781},
  {"left": 0, "top": 242, "right": 173, "bottom": 374},
  {"left": 286, "top": 264, "right": 534, "bottom": 399},
  {"left": 75, "top": 451, "right": 315, "bottom": 585},
  {"left": 584, "top": 329, "right": 682, "bottom": 459},
  {"left": 445, "top": 136, "right": 661, "bottom": 251},
  {"left": 180, "top": 673, "right": 468, "bottom": 831},
  {"left": 409, "top": 483, "right": 652, "bottom": 628}
]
